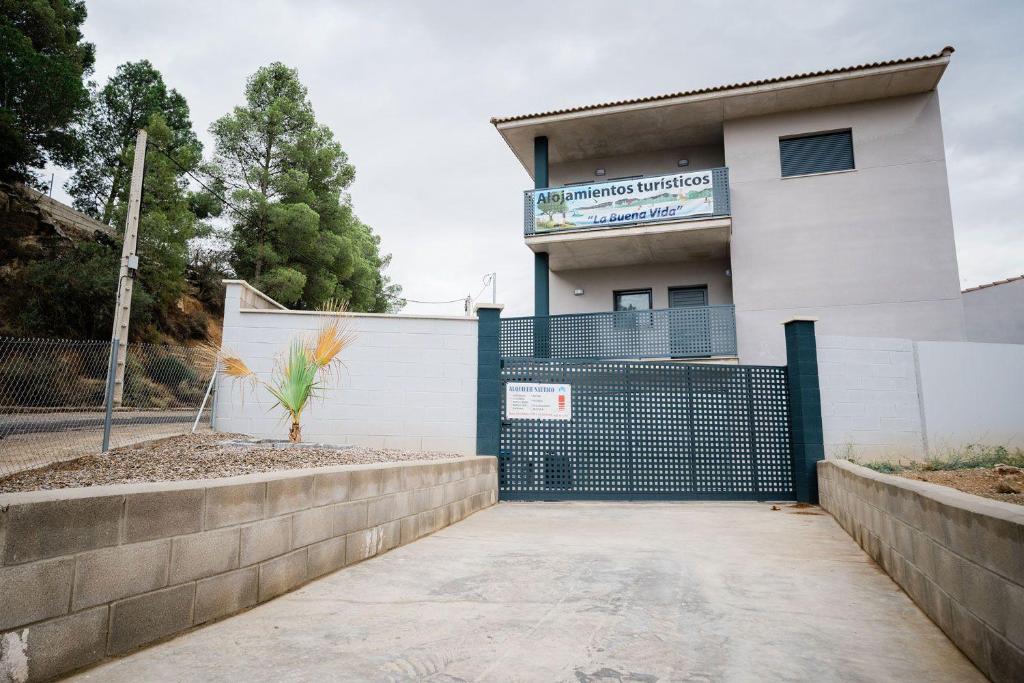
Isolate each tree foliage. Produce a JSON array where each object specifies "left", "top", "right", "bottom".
[
  {"left": 209, "top": 62, "right": 401, "bottom": 311},
  {"left": 0, "top": 0, "right": 95, "bottom": 184},
  {"left": 68, "top": 59, "right": 199, "bottom": 223}
]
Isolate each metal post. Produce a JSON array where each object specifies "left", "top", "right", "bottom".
[
  {"left": 110, "top": 129, "right": 147, "bottom": 405},
  {"left": 783, "top": 318, "right": 825, "bottom": 503},
  {"left": 192, "top": 361, "right": 218, "bottom": 433},
  {"left": 102, "top": 338, "right": 119, "bottom": 452},
  {"left": 475, "top": 303, "right": 504, "bottom": 456}
]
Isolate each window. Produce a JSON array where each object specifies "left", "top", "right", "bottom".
[
  {"left": 779, "top": 130, "right": 854, "bottom": 177},
  {"left": 613, "top": 289, "right": 652, "bottom": 329}
]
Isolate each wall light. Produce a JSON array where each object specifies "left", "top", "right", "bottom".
[
  {"left": 678, "top": 159, "right": 689, "bottom": 167},
  {"left": 573, "top": 288, "right": 585, "bottom": 296},
  {"left": 595, "top": 169, "right": 606, "bottom": 177}
]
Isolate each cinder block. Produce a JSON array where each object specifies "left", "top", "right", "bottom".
[
  {"left": 962, "top": 565, "right": 1011, "bottom": 637},
  {"left": 333, "top": 500, "right": 368, "bottom": 536},
  {"left": 125, "top": 489, "right": 204, "bottom": 543},
  {"left": 379, "top": 468, "right": 403, "bottom": 495},
  {"left": 3, "top": 496, "right": 122, "bottom": 565},
  {"left": 985, "top": 627, "right": 1024, "bottom": 683},
  {"left": 205, "top": 482, "right": 265, "bottom": 529},
  {"left": 949, "top": 600, "right": 993, "bottom": 676},
  {"left": 1003, "top": 581, "right": 1024, "bottom": 650},
  {"left": 401, "top": 463, "right": 441, "bottom": 491},
  {"left": 258, "top": 549, "right": 307, "bottom": 602},
  {"left": 348, "top": 469, "right": 382, "bottom": 500},
  {"left": 107, "top": 583, "right": 195, "bottom": 655},
  {"left": 313, "top": 471, "right": 351, "bottom": 506},
  {"left": 240, "top": 517, "right": 291, "bottom": 566},
  {"left": 194, "top": 567, "right": 257, "bottom": 625},
  {"left": 0, "top": 558, "right": 74, "bottom": 630},
  {"left": 73, "top": 540, "right": 170, "bottom": 611},
  {"left": 291, "top": 507, "right": 334, "bottom": 548},
  {"left": 345, "top": 527, "right": 383, "bottom": 565},
  {"left": 307, "top": 537, "right": 346, "bottom": 578},
  {"left": 932, "top": 542, "right": 968, "bottom": 603},
  {"left": 169, "top": 528, "right": 240, "bottom": 584},
  {"left": 15, "top": 606, "right": 108, "bottom": 682},
  {"left": 380, "top": 520, "right": 401, "bottom": 552},
  {"left": 267, "top": 476, "right": 314, "bottom": 516}
]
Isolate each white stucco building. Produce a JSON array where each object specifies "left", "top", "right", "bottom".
[{"left": 492, "top": 47, "right": 970, "bottom": 364}]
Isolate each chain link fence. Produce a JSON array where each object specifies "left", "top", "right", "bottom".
[{"left": 0, "top": 337, "right": 216, "bottom": 478}]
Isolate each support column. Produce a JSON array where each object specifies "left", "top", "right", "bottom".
[
  {"left": 475, "top": 303, "right": 504, "bottom": 456},
  {"left": 533, "top": 136, "right": 550, "bottom": 357},
  {"left": 784, "top": 318, "right": 825, "bottom": 503}
]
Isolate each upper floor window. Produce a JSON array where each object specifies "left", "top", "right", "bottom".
[
  {"left": 779, "top": 130, "right": 854, "bottom": 178},
  {"left": 613, "top": 289, "right": 652, "bottom": 329}
]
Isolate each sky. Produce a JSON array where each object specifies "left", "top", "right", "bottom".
[{"left": 49, "top": 0, "right": 1024, "bottom": 316}]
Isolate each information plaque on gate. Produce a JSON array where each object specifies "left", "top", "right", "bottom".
[{"left": 505, "top": 383, "right": 571, "bottom": 421}]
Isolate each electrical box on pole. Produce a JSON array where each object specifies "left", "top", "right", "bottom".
[{"left": 110, "top": 129, "right": 147, "bottom": 405}]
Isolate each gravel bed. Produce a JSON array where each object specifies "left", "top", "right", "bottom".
[
  {"left": 897, "top": 467, "right": 1024, "bottom": 507},
  {"left": 0, "top": 433, "right": 466, "bottom": 493}
]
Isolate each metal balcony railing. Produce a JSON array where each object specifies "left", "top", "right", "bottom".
[
  {"left": 500, "top": 305, "right": 737, "bottom": 360},
  {"left": 524, "top": 167, "right": 731, "bottom": 236}
]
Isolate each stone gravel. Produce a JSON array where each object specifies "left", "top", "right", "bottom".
[{"left": 0, "top": 433, "right": 465, "bottom": 493}]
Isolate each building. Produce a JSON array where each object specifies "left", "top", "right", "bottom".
[
  {"left": 962, "top": 274, "right": 1024, "bottom": 344},
  {"left": 491, "top": 47, "right": 966, "bottom": 364}
]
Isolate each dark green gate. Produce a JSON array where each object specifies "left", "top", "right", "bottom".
[{"left": 498, "top": 358, "right": 795, "bottom": 501}]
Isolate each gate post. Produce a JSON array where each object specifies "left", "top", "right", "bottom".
[
  {"left": 783, "top": 318, "right": 825, "bottom": 504},
  {"left": 475, "top": 303, "right": 504, "bottom": 456}
]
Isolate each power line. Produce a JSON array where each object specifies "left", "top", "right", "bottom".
[{"left": 145, "top": 139, "right": 477, "bottom": 306}]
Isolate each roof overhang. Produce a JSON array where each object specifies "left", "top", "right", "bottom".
[
  {"left": 493, "top": 48, "right": 953, "bottom": 177},
  {"left": 526, "top": 217, "right": 731, "bottom": 271}
]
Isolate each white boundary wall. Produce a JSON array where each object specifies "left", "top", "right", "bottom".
[
  {"left": 215, "top": 282, "right": 478, "bottom": 454},
  {"left": 818, "top": 334, "right": 1024, "bottom": 460}
]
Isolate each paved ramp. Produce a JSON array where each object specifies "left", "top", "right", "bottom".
[{"left": 72, "top": 502, "right": 981, "bottom": 682}]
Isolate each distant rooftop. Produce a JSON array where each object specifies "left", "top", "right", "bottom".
[{"left": 963, "top": 274, "right": 1024, "bottom": 293}]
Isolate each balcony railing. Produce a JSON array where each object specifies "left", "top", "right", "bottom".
[
  {"left": 500, "top": 305, "right": 737, "bottom": 360},
  {"left": 524, "top": 167, "right": 731, "bottom": 237}
]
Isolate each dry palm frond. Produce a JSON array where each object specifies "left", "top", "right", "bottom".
[{"left": 220, "top": 352, "right": 255, "bottom": 379}]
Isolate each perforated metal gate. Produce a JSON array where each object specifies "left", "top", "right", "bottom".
[{"left": 498, "top": 359, "right": 795, "bottom": 501}]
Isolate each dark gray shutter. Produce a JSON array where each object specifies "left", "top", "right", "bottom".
[
  {"left": 780, "top": 130, "right": 854, "bottom": 177},
  {"left": 669, "top": 287, "right": 708, "bottom": 308}
]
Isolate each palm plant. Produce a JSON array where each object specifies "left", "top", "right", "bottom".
[{"left": 220, "top": 313, "right": 355, "bottom": 442}]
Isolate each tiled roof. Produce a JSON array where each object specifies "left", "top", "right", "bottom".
[
  {"left": 963, "top": 274, "right": 1024, "bottom": 293},
  {"left": 491, "top": 47, "right": 955, "bottom": 125}
]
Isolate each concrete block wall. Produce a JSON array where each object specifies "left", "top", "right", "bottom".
[
  {"left": 818, "top": 460, "right": 1024, "bottom": 682},
  {"left": 0, "top": 457, "right": 498, "bottom": 682},
  {"left": 816, "top": 335, "right": 926, "bottom": 461},
  {"left": 817, "top": 334, "right": 1024, "bottom": 461},
  {"left": 216, "top": 281, "right": 479, "bottom": 453}
]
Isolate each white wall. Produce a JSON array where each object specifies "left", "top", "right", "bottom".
[
  {"left": 725, "top": 92, "right": 966, "bottom": 365},
  {"left": 549, "top": 258, "right": 733, "bottom": 315},
  {"left": 216, "top": 282, "right": 478, "bottom": 454},
  {"left": 816, "top": 335, "right": 926, "bottom": 461},
  {"left": 916, "top": 341, "right": 1024, "bottom": 453},
  {"left": 817, "top": 334, "right": 1024, "bottom": 461},
  {"left": 963, "top": 278, "right": 1024, "bottom": 344}
]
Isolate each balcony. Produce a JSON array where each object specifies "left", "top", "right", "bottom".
[
  {"left": 523, "top": 167, "right": 731, "bottom": 270},
  {"left": 500, "top": 305, "right": 737, "bottom": 360}
]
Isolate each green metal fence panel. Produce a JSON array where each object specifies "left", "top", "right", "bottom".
[
  {"left": 498, "top": 358, "right": 794, "bottom": 501},
  {"left": 501, "top": 305, "right": 737, "bottom": 360}
]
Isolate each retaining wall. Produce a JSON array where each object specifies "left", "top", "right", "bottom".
[
  {"left": 818, "top": 459, "right": 1024, "bottom": 682},
  {"left": 0, "top": 457, "right": 497, "bottom": 682}
]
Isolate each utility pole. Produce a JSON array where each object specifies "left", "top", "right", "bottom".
[{"left": 110, "top": 129, "right": 147, "bottom": 405}]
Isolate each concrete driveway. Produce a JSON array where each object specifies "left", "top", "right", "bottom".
[{"left": 73, "top": 502, "right": 982, "bottom": 682}]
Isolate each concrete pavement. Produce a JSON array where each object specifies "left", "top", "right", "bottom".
[{"left": 71, "top": 502, "right": 982, "bottom": 682}]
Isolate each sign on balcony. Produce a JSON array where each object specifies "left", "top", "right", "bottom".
[{"left": 531, "top": 169, "right": 714, "bottom": 233}]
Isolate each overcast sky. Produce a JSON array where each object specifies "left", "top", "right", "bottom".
[{"left": 51, "top": 0, "right": 1024, "bottom": 315}]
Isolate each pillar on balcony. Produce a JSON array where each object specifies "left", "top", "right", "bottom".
[
  {"left": 533, "top": 136, "right": 550, "bottom": 357},
  {"left": 783, "top": 317, "right": 825, "bottom": 504}
]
